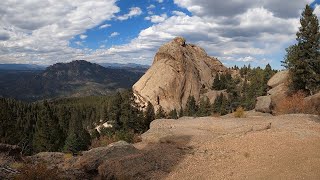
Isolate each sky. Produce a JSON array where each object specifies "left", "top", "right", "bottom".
[{"left": 1, "top": 0, "right": 320, "bottom": 69}]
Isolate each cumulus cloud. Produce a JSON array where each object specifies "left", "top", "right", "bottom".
[
  {"left": 0, "top": 30, "right": 10, "bottom": 41},
  {"left": 0, "top": 0, "right": 119, "bottom": 64},
  {"left": 145, "top": 14, "right": 168, "bottom": 23},
  {"left": 147, "top": 5, "right": 156, "bottom": 10},
  {"left": 109, "top": 32, "right": 120, "bottom": 37},
  {"left": 0, "top": 0, "right": 316, "bottom": 67},
  {"left": 173, "top": 0, "right": 313, "bottom": 18},
  {"left": 90, "top": 3, "right": 300, "bottom": 66},
  {"left": 80, "top": 34, "right": 87, "bottom": 40},
  {"left": 99, "top": 24, "right": 111, "bottom": 29},
  {"left": 117, "top": 7, "right": 142, "bottom": 21}
]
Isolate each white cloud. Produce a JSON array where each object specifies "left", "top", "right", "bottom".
[
  {"left": 0, "top": 0, "right": 119, "bottom": 64},
  {"left": 157, "top": 0, "right": 164, "bottom": 3},
  {"left": 80, "top": 34, "right": 87, "bottom": 40},
  {"left": 75, "top": 41, "right": 83, "bottom": 46},
  {"left": 145, "top": 14, "right": 168, "bottom": 23},
  {"left": 172, "top": 11, "right": 186, "bottom": 16},
  {"left": 147, "top": 5, "right": 156, "bottom": 10},
  {"left": 117, "top": 7, "right": 142, "bottom": 21},
  {"left": 90, "top": 4, "right": 300, "bottom": 65},
  {"left": 99, "top": 24, "right": 111, "bottom": 29},
  {"left": 109, "top": 32, "right": 120, "bottom": 37},
  {"left": 314, "top": 4, "right": 320, "bottom": 19},
  {"left": 0, "top": 0, "right": 316, "bottom": 67},
  {"left": 173, "top": 0, "right": 313, "bottom": 18}
]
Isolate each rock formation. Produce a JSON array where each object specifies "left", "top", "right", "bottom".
[
  {"left": 255, "top": 70, "right": 319, "bottom": 114},
  {"left": 255, "top": 70, "right": 289, "bottom": 114},
  {"left": 133, "top": 37, "right": 227, "bottom": 112}
]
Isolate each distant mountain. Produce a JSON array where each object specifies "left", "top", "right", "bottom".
[
  {"left": 0, "top": 60, "right": 146, "bottom": 101},
  {"left": 99, "top": 62, "right": 150, "bottom": 69},
  {"left": 0, "top": 64, "right": 46, "bottom": 70}
]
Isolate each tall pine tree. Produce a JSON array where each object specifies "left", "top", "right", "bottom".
[{"left": 283, "top": 5, "right": 320, "bottom": 94}]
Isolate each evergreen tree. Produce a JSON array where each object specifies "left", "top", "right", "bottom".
[
  {"left": 179, "top": 108, "right": 184, "bottom": 118},
  {"left": 213, "top": 93, "right": 223, "bottom": 114},
  {"left": 197, "top": 97, "right": 211, "bottom": 117},
  {"left": 63, "top": 110, "right": 91, "bottom": 153},
  {"left": 108, "top": 92, "right": 122, "bottom": 129},
  {"left": 185, "top": 95, "right": 198, "bottom": 116},
  {"left": 283, "top": 5, "right": 320, "bottom": 94},
  {"left": 144, "top": 102, "right": 155, "bottom": 130},
  {"left": 33, "top": 101, "right": 64, "bottom": 152},
  {"left": 168, "top": 109, "right": 178, "bottom": 119},
  {"left": 155, "top": 106, "right": 166, "bottom": 119}
]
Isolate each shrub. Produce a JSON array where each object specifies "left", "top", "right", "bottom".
[
  {"left": 14, "top": 163, "right": 60, "bottom": 180},
  {"left": 90, "top": 130, "right": 141, "bottom": 149},
  {"left": 234, "top": 107, "right": 246, "bottom": 118},
  {"left": 274, "top": 91, "right": 308, "bottom": 115}
]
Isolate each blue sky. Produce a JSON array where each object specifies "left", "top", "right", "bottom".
[{"left": 0, "top": 0, "right": 320, "bottom": 69}]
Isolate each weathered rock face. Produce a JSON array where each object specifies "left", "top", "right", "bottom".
[
  {"left": 255, "top": 96, "right": 272, "bottom": 113},
  {"left": 133, "top": 37, "right": 227, "bottom": 112},
  {"left": 255, "top": 70, "right": 289, "bottom": 114},
  {"left": 267, "top": 70, "right": 289, "bottom": 88}
]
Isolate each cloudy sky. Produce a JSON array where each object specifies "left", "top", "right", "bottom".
[{"left": 1, "top": 0, "right": 320, "bottom": 69}]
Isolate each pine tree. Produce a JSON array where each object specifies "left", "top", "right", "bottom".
[
  {"left": 185, "top": 95, "right": 198, "bottom": 116},
  {"left": 197, "top": 97, "right": 211, "bottom": 117},
  {"left": 155, "top": 106, "right": 166, "bottom": 119},
  {"left": 33, "top": 101, "right": 64, "bottom": 152},
  {"left": 63, "top": 110, "right": 91, "bottom": 153},
  {"left": 168, "top": 109, "right": 178, "bottom": 119},
  {"left": 144, "top": 102, "right": 155, "bottom": 130},
  {"left": 108, "top": 92, "right": 122, "bottom": 129},
  {"left": 283, "top": 5, "right": 320, "bottom": 94},
  {"left": 178, "top": 108, "right": 184, "bottom": 118}
]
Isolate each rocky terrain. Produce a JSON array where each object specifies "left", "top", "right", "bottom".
[
  {"left": 133, "top": 37, "right": 227, "bottom": 112},
  {"left": 2, "top": 113, "right": 320, "bottom": 179},
  {"left": 255, "top": 70, "right": 320, "bottom": 114}
]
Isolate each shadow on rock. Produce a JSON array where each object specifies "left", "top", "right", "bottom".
[{"left": 97, "top": 135, "right": 192, "bottom": 180}]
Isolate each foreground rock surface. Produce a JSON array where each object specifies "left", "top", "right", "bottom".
[
  {"left": 140, "top": 115, "right": 320, "bottom": 180},
  {"left": 3, "top": 114, "right": 320, "bottom": 179},
  {"left": 133, "top": 37, "right": 227, "bottom": 112}
]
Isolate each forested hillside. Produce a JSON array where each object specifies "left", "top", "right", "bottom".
[
  {"left": 0, "top": 60, "right": 145, "bottom": 101},
  {"left": 0, "top": 90, "right": 155, "bottom": 155}
]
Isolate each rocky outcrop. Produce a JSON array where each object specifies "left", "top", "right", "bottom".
[
  {"left": 304, "top": 92, "right": 320, "bottom": 113},
  {"left": 267, "top": 70, "right": 289, "bottom": 88},
  {"left": 133, "top": 37, "right": 227, "bottom": 112},
  {"left": 255, "top": 70, "right": 289, "bottom": 114},
  {"left": 255, "top": 96, "right": 272, "bottom": 113}
]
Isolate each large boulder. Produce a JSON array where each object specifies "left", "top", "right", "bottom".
[
  {"left": 304, "top": 92, "right": 320, "bottom": 114},
  {"left": 133, "top": 37, "right": 227, "bottom": 112},
  {"left": 73, "top": 141, "right": 139, "bottom": 172},
  {"left": 255, "top": 71, "right": 289, "bottom": 114},
  {"left": 255, "top": 96, "right": 272, "bottom": 113},
  {"left": 267, "top": 83, "right": 288, "bottom": 108},
  {"left": 267, "top": 70, "right": 289, "bottom": 88}
]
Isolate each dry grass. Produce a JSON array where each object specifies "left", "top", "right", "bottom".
[
  {"left": 274, "top": 91, "right": 319, "bottom": 115},
  {"left": 234, "top": 107, "right": 246, "bottom": 118},
  {"left": 91, "top": 132, "right": 142, "bottom": 149},
  {"left": 14, "top": 163, "right": 60, "bottom": 180}
]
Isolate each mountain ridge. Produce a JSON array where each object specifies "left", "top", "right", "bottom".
[{"left": 0, "top": 60, "right": 146, "bottom": 101}]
